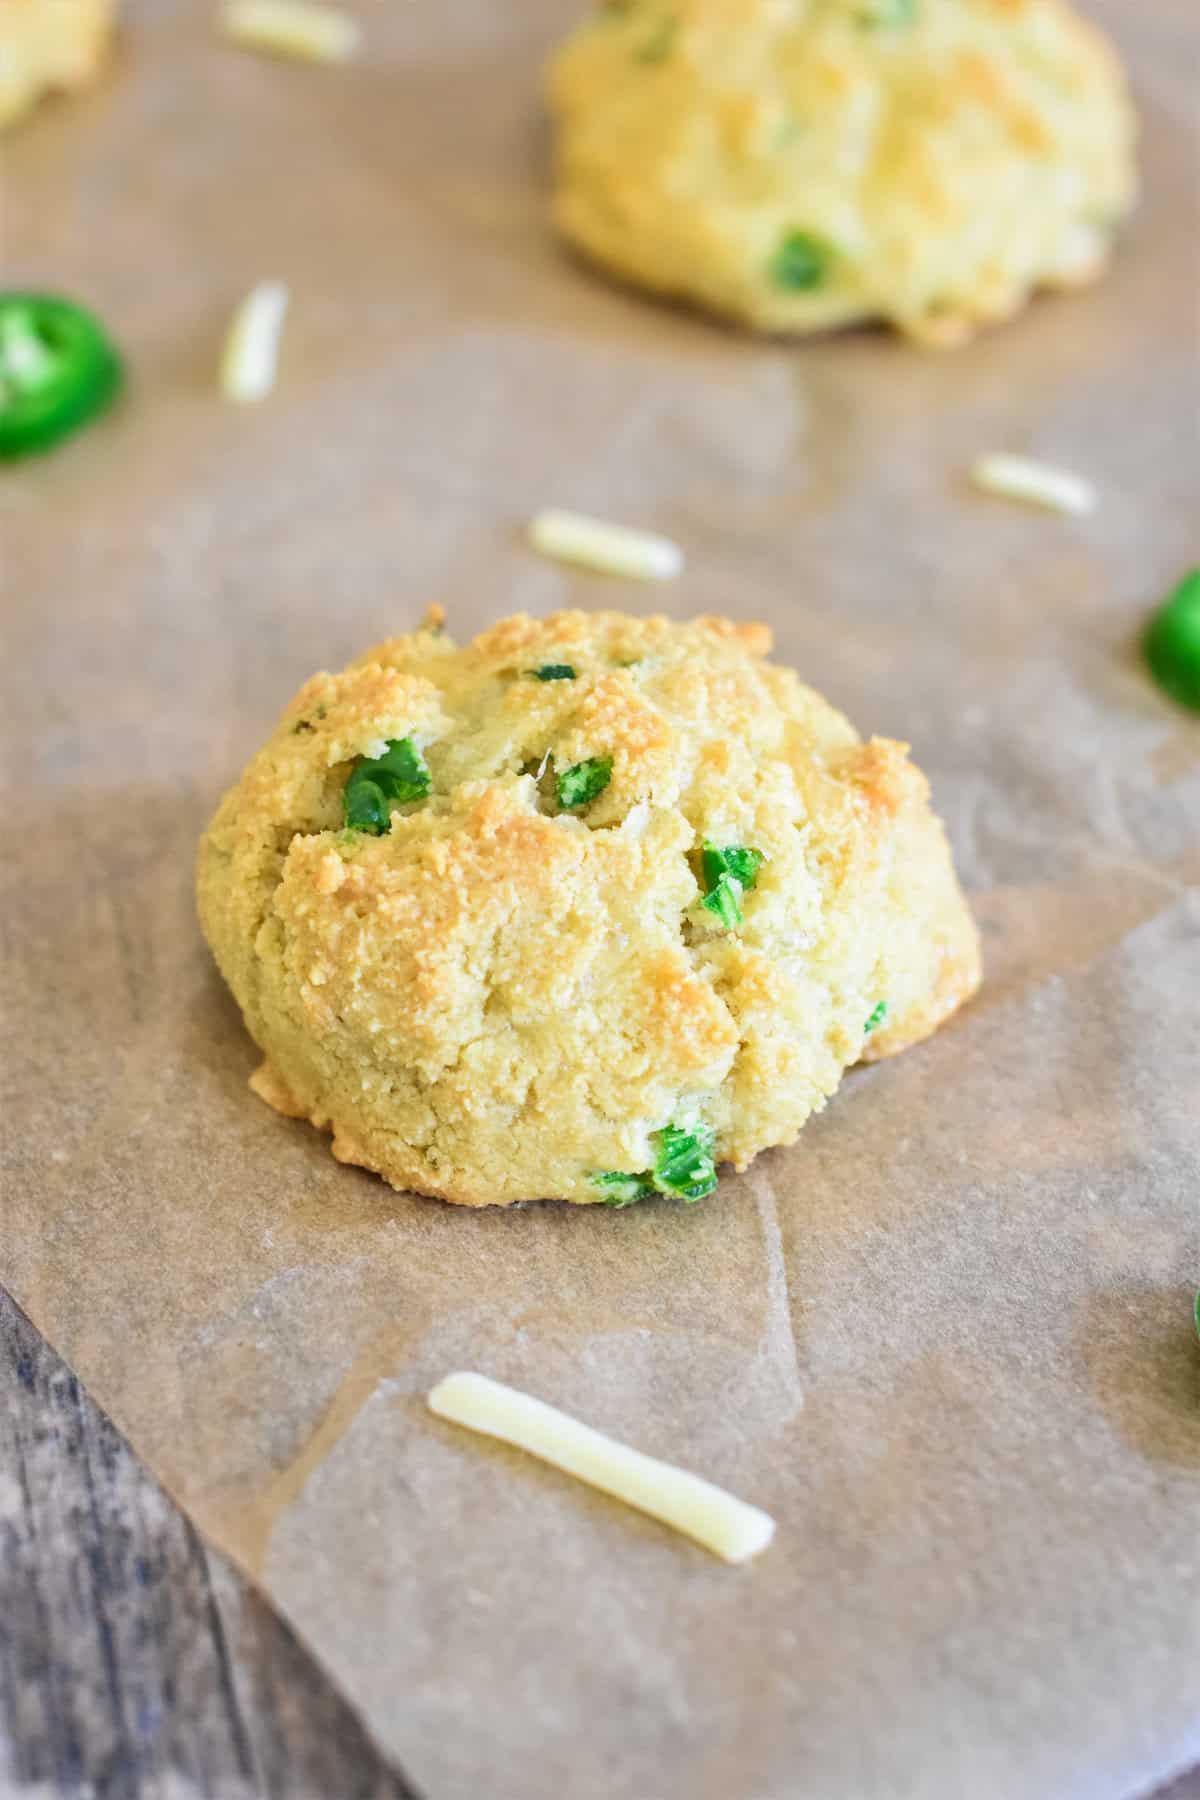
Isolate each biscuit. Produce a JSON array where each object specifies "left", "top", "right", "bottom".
[
  {"left": 0, "top": 0, "right": 114, "bottom": 131},
  {"left": 546, "top": 0, "right": 1135, "bottom": 345},
  {"left": 198, "top": 610, "right": 981, "bottom": 1206}
]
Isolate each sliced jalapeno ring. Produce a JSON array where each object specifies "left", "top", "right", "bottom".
[
  {"left": 1144, "top": 568, "right": 1200, "bottom": 713},
  {"left": 0, "top": 292, "right": 123, "bottom": 459}
]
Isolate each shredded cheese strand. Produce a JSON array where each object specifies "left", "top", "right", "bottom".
[
  {"left": 221, "top": 0, "right": 362, "bottom": 63},
  {"left": 428, "top": 1371, "right": 776, "bottom": 1564},
  {"left": 528, "top": 509, "right": 684, "bottom": 581},
  {"left": 970, "top": 453, "right": 1096, "bottom": 516},
  {"left": 219, "top": 281, "right": 289, "bottom": 404}
]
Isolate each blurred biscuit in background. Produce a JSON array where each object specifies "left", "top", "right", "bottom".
[{"left": 0, "top": 0, "right": 114, "bottom": 131}]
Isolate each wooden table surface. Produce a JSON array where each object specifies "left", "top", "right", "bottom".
[
  {"left": 1, "top": 1286, "right": 1196, "bottom": 1800},
  {"left": 0, "top": 1287, "right": 419, "bottom": 1800}
]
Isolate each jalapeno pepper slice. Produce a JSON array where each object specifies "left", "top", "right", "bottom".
[
  {"left": 1144, "top": 568, "right": 1200, "bottom": 714},
  {"left": 0, "top": 292, "right": 122, "bottom": 459}
]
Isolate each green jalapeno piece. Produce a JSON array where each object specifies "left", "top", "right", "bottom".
[
  {"left": 1144, "top": 569, "right": 1200, "bottom": 713},
  {"left": 0, "top": 293, "right": 122, "bottom": 459}
]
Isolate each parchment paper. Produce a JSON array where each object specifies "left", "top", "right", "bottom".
[{"left": 3, "top": 1, "right": 1199, "bottom": 1795}]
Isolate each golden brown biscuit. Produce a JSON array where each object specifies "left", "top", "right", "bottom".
[
  {"left": 546, "top": 0, "right": 1136, "bottom": 345},
  {"left": 198, "top": 610, "right": 981, "bottom": 1206},
  {"left": 0, "top": 0, "right": 113, "bottom": 130}
]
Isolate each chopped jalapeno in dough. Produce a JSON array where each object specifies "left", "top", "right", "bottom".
[
  {"left": 702, "top": 842, "right": 764, "bottom": 893},
  {"left": 592, "top": 1170, "right": 656, "bottom": 1207},
  {"left": 557, "top": 755, "right": 613, "bottom": 809},
  {"left": 699, "top": 841, "right": 763, "bottom": 930},
  {"left": 343, "top": 737, "right": 430, "bottom": 834},
  {"left": 701, "top": 871, "right": 745, "bottom": 930},
  {"left": 592, "top": 1124, "right": 718, "bottom": 1206},
  {"left": 653, "top": 1125, "right": 717, "bottom": 1201},
  {"left": 769, "top": 231, "right": 831, "bottom": 292}
]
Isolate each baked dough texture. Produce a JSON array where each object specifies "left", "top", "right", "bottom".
[
  {"left": 198, "top": 610, "right": 981, "bottom": 1206},
  {"left": 546, "top": 0, "right": 1135, "bottom": 345},
  {"left": 0, "top": 0, "right": 113, "bottom": 130}
]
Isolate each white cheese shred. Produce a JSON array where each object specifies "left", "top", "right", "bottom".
[
  {"left": 221, "top": 0, "right": 362, "bottom": 63},
  {"left": 428, "top": 1371, "right": 776, "bottom": 1564},
  {"left": 219, "top": 281, "right": 289, "bottom": 404},
  {"left": 528, "top": 509, "right": 684, "bottom": 582},
  {"left": 969, "top": 453, "right": 1096, "bottom": 516}
]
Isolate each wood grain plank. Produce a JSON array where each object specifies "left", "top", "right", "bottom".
[{"left": 0, "top": 1288, "right": 420, "bottom": 1800}]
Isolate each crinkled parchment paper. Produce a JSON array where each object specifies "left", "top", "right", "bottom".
[{"left": 2, "top": 2, "right": 1198, "bottom": 1795}]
